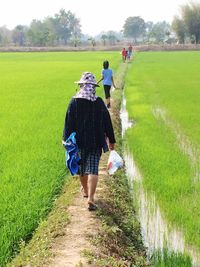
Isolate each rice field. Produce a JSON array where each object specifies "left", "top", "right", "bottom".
[
  {"left": 125, "top": 51, "right": 200, "bottom": 264},
  {"left": 2, "top": 50, "right": 200, "bottom": 266},
  {"left": 0, "top": 51, "right": 119, "bottom": 266}
]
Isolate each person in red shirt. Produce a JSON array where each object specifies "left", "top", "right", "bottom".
[{"left": 121, "top": 48, "right": 126, "bottom": 62}]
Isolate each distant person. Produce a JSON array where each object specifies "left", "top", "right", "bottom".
[
  {"left": 97, "top": 60, "right": 116, "bottom": 109},
  {"left": 126, "top": 49, "right": 129, "bottom": 60},
  {"left": 128, "top": 44, "right": 133, "bottom": 60},
  {"left": 63, "top": 72, "right": 116, "bottom": 211},
  {"left": 122, "top": 48, "right": 126, "bottom": 62}
]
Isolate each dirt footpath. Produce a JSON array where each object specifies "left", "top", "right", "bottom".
[
  {"left": 49, "top": 163, "right": 108, "bottom": 267},
  {"left": 49, "top": 104, "right": 116, "bottom": 267},
  {"left": 49, "top": 99, "right": 118, "bottom": 267}
]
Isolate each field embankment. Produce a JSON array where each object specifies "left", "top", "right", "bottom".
[{"left": 1, "top": 44, "right": 200, "bottom": 53}]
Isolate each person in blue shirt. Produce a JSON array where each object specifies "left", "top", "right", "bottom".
[{"left": 97, "top": 60, "right": 116, "bottom": 109}]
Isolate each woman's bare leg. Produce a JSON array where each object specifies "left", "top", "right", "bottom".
[
  {"left": 80, "top": 175, "right": 88, "bottom": 196},
  {"left": 87, "top": 174, "right": 98, "bottom": 203},
  {"left": 106, "top": 97, "right": 111, "bottom": 107}
]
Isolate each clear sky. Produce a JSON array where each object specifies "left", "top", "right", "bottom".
[{"left": 0, "top": 0, "right": 190, "bottom": 35}]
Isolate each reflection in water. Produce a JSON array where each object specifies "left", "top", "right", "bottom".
[
  {"left": 120, "top": 92, "right": 134, "bottom": 137},
  {"left": 124, "top": 151, "right": 200, "bottom": 266},
  {"left": 120, "top": 96, "right": 200, "bottom": 266}
]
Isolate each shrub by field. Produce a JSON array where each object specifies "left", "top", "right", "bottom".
[
  {"left": 0, "top": 51, "right": 119, "bottom": 266},
  {"left": 125, "top": 51, "right": 200, "bottom": 249}
]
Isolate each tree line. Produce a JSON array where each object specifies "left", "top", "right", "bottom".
[
  {"left": 123, "top": 2, "right": 200, "bottom": 44},
  {"left": 1, "top": 2, "right": 200, "bottom": 47},
  {"left": 0, "top": 9, "right": 81, "bottom": 47}
]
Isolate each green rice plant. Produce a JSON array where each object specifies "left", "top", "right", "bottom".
[
  {"left": 0, "top": 51, "right": 120, "bottom": 266},
  {"left": 152, "top": 249, "right": 192, "bottom": 267},
  {"left": 125, "top": 52, "right": 200, "bottom": 250}
]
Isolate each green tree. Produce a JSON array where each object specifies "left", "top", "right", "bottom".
[
  {"left": 0, "top": 26, "right": 11, "bottom": 46},
  {"left": 123, "top": 16, "right": 145, "bottom": 43},
  {"left": 88, "top": 37, "right": 96, "bottom": 47},
  {"left": 12, "top": 25, "right": 27, "bottom": 46},
  {"left": 172, "top": 16, "right": 186, "bottom": 43},
  {"left": 42, "top": 17, "right": 58, "bottom": 46},
  {"left": 150, "top": 21, "right": 170, "bottom": 43},
  {"left": 27, "top": 20, "right": 49, "bottom": 46},
  {"left": 181, "top": 2, "right": 200, "bottom": 43},
  {"left": 54, "top": 9, "right": 81, "bottom": 45},
  {"left": 145, "top": 21, "right": 154, "bottom": 42},
  {"left": 101, "top": 34, "right": 107, "bottom": 46},
  {"left": 70, "top": 36, "right": 80, "bottom": 47},
  {"left": 107, "top": 31, "right": 117, "bottom": 45},
  {"left": 26, "top": 9, "right": 81, "bottom": 46}
]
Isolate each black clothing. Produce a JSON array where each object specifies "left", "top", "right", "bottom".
[
  {"left": 104, "top": 85, "right": 111, "bottom": 99},
  {"left": 63, "top": 97, "right": 116, "bottom": 152}
]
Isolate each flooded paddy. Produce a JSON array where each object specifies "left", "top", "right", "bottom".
[{"left": 120, "top": 94, "right": 200, "bottom": 266}]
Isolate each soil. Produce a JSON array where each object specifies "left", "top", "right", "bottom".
[{"left": 49, "top": 163, "right": 108, "bottom": 267}]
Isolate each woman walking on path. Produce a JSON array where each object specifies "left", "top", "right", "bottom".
[
  {"left": 127, "top": 44, "right": 133, "bottom": 60},
  {"left": 63, "top": 72, "right": 116, "bottom": 211},
  {"left": 121, "top": 48, "right": 127, "bottom": 62},
  {"left": 97, "top": 60, "right": 116, "bottom": 109}
]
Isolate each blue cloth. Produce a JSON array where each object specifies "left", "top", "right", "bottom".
[
  {"left": 102, "top": 69, "right": 113, "bottom": 86},
  {"left": 63, "top": 132, "right": 80, "bottom": 176}
]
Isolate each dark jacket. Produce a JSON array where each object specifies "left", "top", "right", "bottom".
[{"left": 63, "top": 97, "right": 116, "bottom": 151}]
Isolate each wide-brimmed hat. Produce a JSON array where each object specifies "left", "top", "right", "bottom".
[{"left": 74, "top": 72, "right": 99, "bottom": 87}]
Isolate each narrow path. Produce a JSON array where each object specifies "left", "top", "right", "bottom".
[
  {"left": 48, "top": 64, "right": 129, "bottom": 267},
  {"left": 49, "top": 158, "right": 108, "bottom": 267}
]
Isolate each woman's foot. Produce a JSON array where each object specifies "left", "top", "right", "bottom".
[
  {"left": 88, "top": 201, "right": 98, "bottom": 211},
  {"left": 107, "top": 103, "right": 111, "bottom": 109}
]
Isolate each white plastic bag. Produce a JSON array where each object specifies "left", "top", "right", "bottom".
[{"left": 107, "top": 150, "right": 123, "bottom": 175}]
